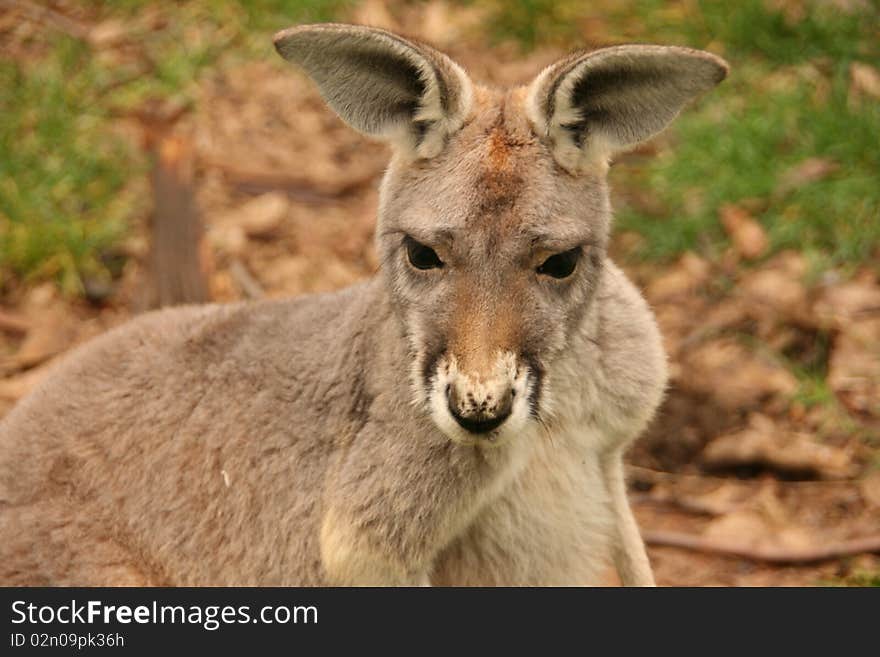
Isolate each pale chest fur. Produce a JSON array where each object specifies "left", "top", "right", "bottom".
[
  {"left": 428, "top": 280, "right": 660, "bottom": 586},
  {"left": 431, "top": 422, "right": 615, "bottom": 586}
]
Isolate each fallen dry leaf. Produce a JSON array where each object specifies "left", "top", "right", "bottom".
[
  {"left": 850, "top": 61, "right": 880, "bottom": 103},
  {"left": 645, "top": 251, "right": 711, "bottom": 301},
  {"left": 4, "top": 305, "right": 77, "bottom": 372},
  {"left": 730, "top": 250, "right": 817, "bottom": 354},
  {"left": 0, "top": 363, "right": 53, "bottom": 408},
  {"left": 775, "top": 157, "right": 839, "bottom": 197},
  {"left": 209, "top": 269, "right": 239, "bottom": 303},
  {"left": 813, "top": 274, "right": 880, "bottom": 329},
  {"left": 719, "top": 204, "right": 768, "bottom": 260},
  {"left": 701, "top": 413, "right": 857, "bottom": 479},
  {"left": 812, "top": 273, "right": 880, "bottom": 416},
  {"left": 679, "top": 298, "right": 750, "bottom": 344},
  {"left": 25, "top": 282, "right": 57, "bottom": 308},
  {"left": 677, "top": 480, "right": 751, "bottom": 516},
  {"left": 227, "top": 192, "right": 289, "bottom": 239},
  {"left": 0, "top": 310, "right": 30, "bottom": 336},
  {"left": 261, "top": 255, "right": 362, "bottom": 297},
  {"left": 704, "top": 508, "right": 816, "bottom": 554},
  {"left": 679, "top": 338, "right": 798, "bottom": 410},
  {"left": 703, "top": 509, "right": 768, "bottom": 544},
  {"left": 87, "top": 19, "right": 128, "bottom": 48},
  {"left": 738, "top": 251, "right": 809, "bottom": 321},
  {"left": 861, "top": 471, "right": 880, "bottom": 508},
  {"left": 415, "top": 0, "right": 487, "bottom": 45},
  {"left": 351, "top": 0, "right": 399, "bottom": 30},
  {"left": 208, "top": 222, "right": 246, "bottom": 257},
  {"left": 828, "top": 317, "right": 880, "bottom": 416}
]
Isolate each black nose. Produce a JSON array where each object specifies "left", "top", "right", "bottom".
[{"left": 447, "top": 386, "right": 513, "bottom": 435}]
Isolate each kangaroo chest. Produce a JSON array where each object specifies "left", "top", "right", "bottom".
[{"left": 431, "top": 427, "right": 615, "bottom": 586}]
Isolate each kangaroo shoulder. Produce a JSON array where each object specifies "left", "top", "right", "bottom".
[{"left": 583, "top": 260, "right": 668, "bottom": 439}]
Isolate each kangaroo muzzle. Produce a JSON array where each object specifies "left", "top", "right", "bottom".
[
  {"left": 446, "top": 379, "right": 514, "bottom": 434},
  {"left": 424, "top": 348, "right": 534, "bottom": 443}
]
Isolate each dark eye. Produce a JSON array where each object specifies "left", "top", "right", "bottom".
[
  {"left": 537, "top": 247, "right": 581, "bottom": 279},
  {"left": 405, "top": 236, "right": 444, "bottom": 270}
]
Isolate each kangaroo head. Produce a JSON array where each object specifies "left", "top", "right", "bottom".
[{"left": 275, "top": 24, "right": 727, "bottom": 446}]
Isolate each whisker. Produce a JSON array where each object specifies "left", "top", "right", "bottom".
[{"left": 535, "top": 412, "right": 555, "bottom": 446}]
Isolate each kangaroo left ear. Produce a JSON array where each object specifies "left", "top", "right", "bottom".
[
  {"left": 274, "top": 23, "right": 473, "bottom": 160},
  {"left": 526, "top": 45, "right": 729, "bottom": 173}
]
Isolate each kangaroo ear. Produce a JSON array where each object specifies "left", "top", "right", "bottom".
[
  {"left": 274, "top": 23, "right": 473, "bottom": 159},
  {"left": 526, "top": 45, "right": 728, "bottom": 173}
]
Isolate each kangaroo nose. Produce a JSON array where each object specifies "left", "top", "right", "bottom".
[{"left": 446, "top": 385, "right": 514, "bottom": 434}]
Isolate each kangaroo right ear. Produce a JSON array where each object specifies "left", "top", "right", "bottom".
[
  {"left": 526, "top": 45, "right": 728, "bottom": 173},
  {"left": 274, "top": 23, "right": 473, "bottom": 159}
]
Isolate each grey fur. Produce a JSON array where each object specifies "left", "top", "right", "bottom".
[{"left": 0, "top": 25, "right": 728, "bottom": 586}]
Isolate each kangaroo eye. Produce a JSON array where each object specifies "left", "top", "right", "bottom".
[
  {"left": 405, "top": 236, "right": 444, "bottom": 270},
  {"left": 537, "top": 247, "right": 580, "bottom": 279}
]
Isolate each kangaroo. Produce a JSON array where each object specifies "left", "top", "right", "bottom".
[{"left": 0, "top": 24, "right": 727, "bottom": 586}]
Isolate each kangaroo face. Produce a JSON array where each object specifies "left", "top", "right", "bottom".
[
  {"left": 378, "top": 90, "right": 609, "bottom": 444},
  {"left": 275, "top": 23, "right": 727, "bottom": 446}
]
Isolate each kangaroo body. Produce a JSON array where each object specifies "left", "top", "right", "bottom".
[
  {"left": 0, "top": 24, "right": 727, "bottom": 586},
  {"left": 0, "top": 264, "right": 661, "bottom": 585}
]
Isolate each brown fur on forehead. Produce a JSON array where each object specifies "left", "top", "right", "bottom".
[
  {"left": 461, "top": 90, "right": 542, "bottom": 230},
  {"left": 382, "top": 85, "right": 609, "bottom": 252}
]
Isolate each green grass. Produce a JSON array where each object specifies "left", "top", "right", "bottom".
[
  {"left": 479, "top": 0, "right": 583, "bottom": 49},
  {"left": 615, "top": 63, "right": 880, "bottom": 267},
  {"left": 3, "top": 1, "right": 879, "bottom": 294},
  {"left": 686, "top": 0, "right": 875, "bottom": 63},
  {"left": 821, "top": 568, "right": 880, "bottom": 587},
  {"left": 0, "top": 37, "right": 132, "bottom": 294},
  {"left": 618, "top": 1, "right": 880, "bottom": 268},
  {"left": 481, "top": 0, "right": 880, "bottom": 270},
  {"left": 0, "top": 1, "right": 351, "bottom": 294}
]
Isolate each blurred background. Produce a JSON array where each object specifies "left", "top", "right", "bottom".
[{"left": 1, "top": 0, "right": 878, "bottom": 585}]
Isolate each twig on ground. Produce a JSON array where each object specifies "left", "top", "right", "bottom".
[
  {"left": 229, "top": 259, "right": 264, "bottom": 300},
  {"left": 642, "top": 529, "right": 880, "bottom": 564},
  {"left": 630, "top": 493, "right": 727, "bottom": 517},
  {"left": 626, "top": 464, "right": 861, "bottom": 487}
]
